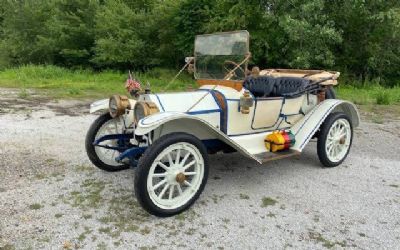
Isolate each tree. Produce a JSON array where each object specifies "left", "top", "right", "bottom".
[
  {"left": 39, "top": 0, "right": 100, "bottom": 67},
  {"left": 92, "top": 0, "right": 158, "bottom": 69},
  {"left": 204, "top": 0, "right": 342, "bottom": 69},
  {"left": 327, "top": 0, "right": 400, "bottom": 84},
  {"left": 0, "top": 0, "right": 53, "bottom": 67}
]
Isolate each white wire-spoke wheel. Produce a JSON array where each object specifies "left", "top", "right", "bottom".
[
  {"left": 317, "top": 112, "right": 353, "bottom": 167},
  {"left": 85, "top": 113, "right": 129, "bottom": 172},
  {"left": 134, "top": 133, "right": 209, "bottom": 217}
]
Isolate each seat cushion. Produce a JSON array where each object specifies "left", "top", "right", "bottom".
[
  {"left": 243, "top": 76, "right": 311, "bottom": 98},
  {"left": 272, "top": 77, "right": 310, "bottom": 97},
  {"left": 243, "top": 76, "right": 277, "bottom": 97}
]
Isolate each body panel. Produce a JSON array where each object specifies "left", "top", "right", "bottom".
[
  {"left": 134, "top": 95, "right": 360, "bottom": 163},
  {"left": 135, "top": 112, "right": 261, "bottom": 162},
  {"left": 291, "top": 99, "right": 360, "bottom": 151},
  {"left": 89, "top": 99, "right": 109, "bottom": 113}
]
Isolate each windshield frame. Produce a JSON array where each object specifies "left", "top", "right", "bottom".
[{"left": 193, "top": 30, "right": 250, "bottom": 81}]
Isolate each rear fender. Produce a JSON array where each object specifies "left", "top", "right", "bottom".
[
  {"left": 291, "top": 99, "right": 360, "bottom": 152},
  {"left": 135, "top": 112, "right": 261, "bottom": 162}
]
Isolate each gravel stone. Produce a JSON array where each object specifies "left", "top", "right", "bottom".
[{"left": 1, "top": 89, "right": 399, "bottom": 249}]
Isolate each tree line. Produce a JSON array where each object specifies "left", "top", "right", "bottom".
[{"left": 0, "top": 0, "right": 399, "bottom": 86}]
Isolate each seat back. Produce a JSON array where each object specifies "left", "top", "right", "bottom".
[
  {"left": 243, "top": 76, "right": 277, "bottom": 97},
  {"left": 273, "top": 77, "right": 310, "bottom": 96},
  {"left": 243, "top": 76, "right": 310, "bottom": 98}
]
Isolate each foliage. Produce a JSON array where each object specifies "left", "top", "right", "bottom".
[
  {"left": 0, "top": 0, "right": 399, "bottom": 86},
  {"left": 92, "top": 0, "right": 158, "bottom": 69},
  {"left": 40, "top": 0, "right": 100, "bottom": 67}
]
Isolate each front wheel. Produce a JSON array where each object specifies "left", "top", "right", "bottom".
[
  {"left": 134, "top": 133, "right": 209, "bottom": 217},
  {"left": 85, "top": 113, "right": 129, "bottom": 172},
  {"left": 317, "top": 112, "right": 353, "bottom": 167}
]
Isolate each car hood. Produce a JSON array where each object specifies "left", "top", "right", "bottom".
[{"left": 140, "top": 91, "right": 220, "bottom": 113}]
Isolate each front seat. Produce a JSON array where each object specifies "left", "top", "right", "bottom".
[
  {"left": 243, "top": 76, "right": 310, "bottom": 98},
  {"left": 242, "top": 76, "right": 277, "bottom": 97}
]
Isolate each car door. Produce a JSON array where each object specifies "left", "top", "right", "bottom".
[{"left": 251, "top": 97, "right": 284, "bottom": 129}]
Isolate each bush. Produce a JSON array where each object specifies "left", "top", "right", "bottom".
[{"left": 376, "top": 91, "right": 391, "bottom": 105}]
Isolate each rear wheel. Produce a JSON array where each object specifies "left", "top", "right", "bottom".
[
  {"left": 85, "top": 113, "right": 129, "bottom": 172},
  {"left": 134, "top": 133, "right": 209, "bottom": 217},
  {"left": 317, "top": 112, "right": 353, "bottom": 167},
  {"left": 326, "top": 86, "right": 336, "bottom": 99}
]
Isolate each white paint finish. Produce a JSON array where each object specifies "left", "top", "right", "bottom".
[
  {"left": 135, "top": 111, "right": 261, "bottom": 163},
  {"left": 142, "top": 91, "right": 219, "bottom": 112},
  {"left": 291, "top": 99, "right": 360, "bottom": 152},
  {"left": 134, "top": 86, "right": 359, "bottom": 163},
  {"left": 301, "top": 94, "right": 318, "bottom": 114},
  {"left": 252, "top": 99, "right": 283, "bottom": 129},
  {"left": 230, "top": 132, "right": 273, "bottom": 155},
  {"left": 137, "top": 111, "right": 220, "bottom": 134},
  {"left": 225, "top": 100, "right": 255, "bottom": 135},
  {"left": 89, "top": 99, "right": 109, "bottom": 113},
  {"left": 281, "top": 96, "right": 304, "bottom": 114}
]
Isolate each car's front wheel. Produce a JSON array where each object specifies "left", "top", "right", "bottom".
[
  {"left": 317, "top": 112, "right": 353, "bottom": 167},
  {"left": 85, "top": 113, "right": 129, "bottom": 172},
  {"left": 134, "top": 133, "right": 209, "bottom": 217}
]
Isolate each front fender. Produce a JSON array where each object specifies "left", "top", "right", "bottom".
[
  {"left": 135, "top": 112, "right": 261, "bottom": 162},
  {"left": 89, "top": 98, "right": 137, "bottom": 114},
  {"left": 89, "top": 99, "right": 109, "bottom": 113},
  {"left": 291, "top": 99, "right": 360, "bottom": 151}
]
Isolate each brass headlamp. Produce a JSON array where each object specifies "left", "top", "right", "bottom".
[
  {"left": 134, "top": 101, "right": 160, "bottom": 123},
  {"left": 109, "top": 95, "right": 131, "bottom": 118}
]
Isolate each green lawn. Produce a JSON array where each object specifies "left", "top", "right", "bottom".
[
  {"left": 1, "top": 65, "right": 399, "bottom": 106},
  {"left": 0, "top": 65, "right": 195, "bottom": 99}
]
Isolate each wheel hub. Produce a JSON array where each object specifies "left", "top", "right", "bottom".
[
  {"left": 165, "top": 165, "right": 185, "bottom": 184},
  {"left": 175, "top": 173, "right": 186, "bottom": 184}
]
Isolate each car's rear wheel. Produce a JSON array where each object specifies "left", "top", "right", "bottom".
[
  {"left": 134, "top": 133, "right": 209, "bottom": 217},
  {"left": 317, "top": 112, "right": 353, "bottom": 167},
  {"left": 326, "top": 86, "right": 336, "bottom": 99},
  {"left": 85, "top": 113, "right": 129, "bottom": 172}
]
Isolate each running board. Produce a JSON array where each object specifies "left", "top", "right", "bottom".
[{"left": 254, "top": 150, "right": 301, "bottom": 163}]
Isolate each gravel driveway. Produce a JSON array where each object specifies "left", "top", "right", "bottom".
[{"left": 1, "top": 89, "right": 399, "bottom": 250}]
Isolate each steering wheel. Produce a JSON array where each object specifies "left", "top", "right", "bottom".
[{"left": 223, "top": 60, "right": 245, "bottom": 80}]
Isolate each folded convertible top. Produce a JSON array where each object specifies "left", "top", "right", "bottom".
[{"left": 259, "top": 69, "right": 340, "bottom": 86}]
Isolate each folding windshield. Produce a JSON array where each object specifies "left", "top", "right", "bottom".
[{"left": 194, "top": 31, "right": 249, "bottom": 81}]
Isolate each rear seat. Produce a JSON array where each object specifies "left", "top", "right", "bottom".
[{"left": 243, "top": 76, "right": 310, "bottom": 98}]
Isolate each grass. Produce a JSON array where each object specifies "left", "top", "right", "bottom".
[
  {"left": 0, "top": 65, "right": 195, "bottom": 98},
  {"left": 29, "top": 203, "right": 43, "bottom": 210},
  {"left": 239, "top": 193, "right": 250, "bottom": 199},
  {"left": 0, "top": 65, "right": 399, "bottom": 107},
  {"left": 336, "top": 84, "right": 400, "bottom": 105},
  {"left": 261, "top": 197, "right": 278, "bottom": 207},
  {"left": 308, "top": 231, "right": 347, "bottom": 249}
]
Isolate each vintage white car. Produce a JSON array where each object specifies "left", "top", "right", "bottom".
[{"left": 85, "top": 31, "right": 360, "bottom": 217}]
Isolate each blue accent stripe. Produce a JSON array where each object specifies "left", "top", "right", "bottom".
[
  {"left": 299, "top": 103, "right": 338, "bottom": 150},
  {"left": 210, "top": 89, "right": 229, "bottom": 134},
  {"left": 293, "top": 101, "right": 339, "bottom": 136},
  {"left": 209, "top": 91, "right": 225, "bottom": 133},
  {"left": 154, "top": 94, "right": 165, "bottom": 112},
  {"left": 187, "top": 109, "right": 221, "bottom": 115}
]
